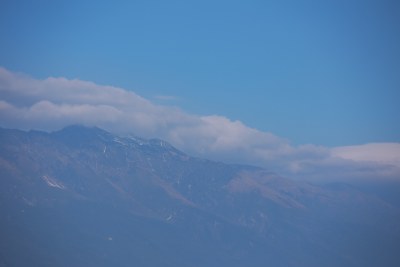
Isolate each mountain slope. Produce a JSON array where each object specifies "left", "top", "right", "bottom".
[{"left": 1, "top": 126, "right": 399, "bottom": 267}]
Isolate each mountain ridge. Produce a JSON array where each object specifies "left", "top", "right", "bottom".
[{"left": 1, "top": 125, "right": 399, "bottom": 267}]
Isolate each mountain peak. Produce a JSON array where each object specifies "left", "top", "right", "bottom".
[
  {"left": 51, "top": 124, "right": 114, "bottom": 147},
  {"left": 56, "top": 124, "right": 110, "bottom": 135}
]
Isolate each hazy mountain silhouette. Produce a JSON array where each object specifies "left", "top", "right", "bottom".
[{"left": 1, "top": 125, "right": 399, "bottom": 267}]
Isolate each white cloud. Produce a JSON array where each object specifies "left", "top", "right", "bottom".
[
  {"left": 332, "top": 143, "right": 400, "bottom": 167},
  {"left": 1, "top": 67, "right": 399, "bottom": 181}
]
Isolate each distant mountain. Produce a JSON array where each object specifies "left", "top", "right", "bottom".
[{"left": 1, "top": 125, "right": 399, "bottom": 267}]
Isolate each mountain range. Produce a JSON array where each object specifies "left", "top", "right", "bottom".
[{"left": 1, "top": 125, "right": 399, "bottom": 267}]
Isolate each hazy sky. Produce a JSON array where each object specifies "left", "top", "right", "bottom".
[
  {"left": 1, "top": 0, "right": 400, "bottom": 182},
  {"left": 1, "top": 0, "right": 399, "bottom": 146}
]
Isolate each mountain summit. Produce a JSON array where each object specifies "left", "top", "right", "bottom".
[{"left": 1, "top": 126, "right": 399, "bottom": 267}]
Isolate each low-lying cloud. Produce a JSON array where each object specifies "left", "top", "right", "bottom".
[{"left": 1, "top": 67, "right": 399, "bottom": 182}]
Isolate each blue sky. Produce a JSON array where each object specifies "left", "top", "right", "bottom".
[{"left": 0, "top": 0, "right": 399, "bottom": 146}]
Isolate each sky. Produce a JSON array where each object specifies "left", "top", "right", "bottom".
[{"left": 1, "top": 0, "right": 400, "bottom": 181}]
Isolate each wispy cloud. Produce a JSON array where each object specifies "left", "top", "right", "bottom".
[
  {"left": 153, "top": 95, "right": 180, "bottom": 101},
  {"left": 1, "top": 67, "right": 399, "bottom": 181}
]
